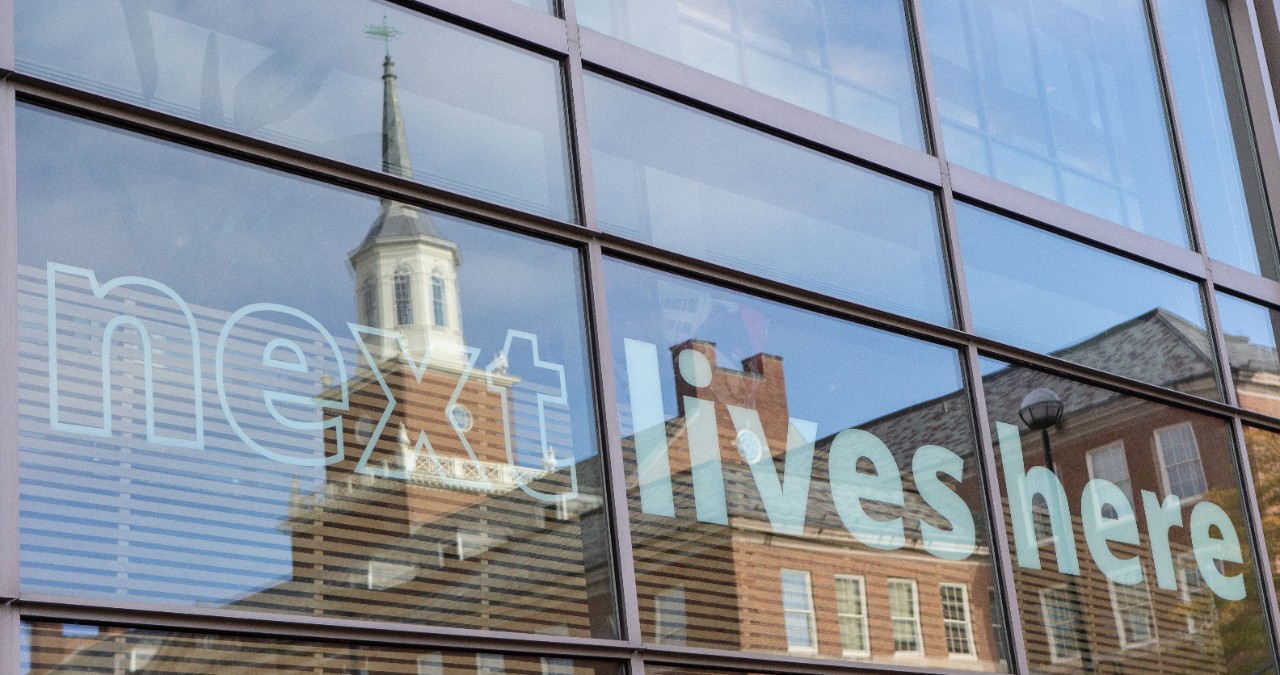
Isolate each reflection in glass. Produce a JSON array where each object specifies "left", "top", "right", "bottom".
[
  {"left": 514, "top": 0, "right": 557, "bottom": 14},
  {"left": 981, "top": 359, "right": 1275, "bottom": 674},
  {"left": 1243, "top": 426, "right": 1280, "bottom": 656},
  {"left": 577, "top": 0, "right": 926, "bottom": 149},
  {"left": 21, "top": 622, "right": 619, "bottom": 674},
  {"left": 958, "top": 203, "right": 1219, "bottom": 399},
  {"left": 605, "top": 259, "right": 1006, "bottom": 670},
  {"left": 17, "top": 103, "right": 615, "bottom": 637},
  {"left": 1161, "top": 0, "right": 1277, "bottom": 277},
  {"left": 15, "top": 0, "right": 575, "bottom": 220},
  {"left": 921, "top": 0, "right": 1188, "bottom": 246},
  {"left": 1214, "top": 293, "right": 1280, "bottom": 417},
  {"left": 587, "top": 75, "right": 952, "bottom": 326}
]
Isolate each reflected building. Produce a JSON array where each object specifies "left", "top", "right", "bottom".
[
  {"left": 25, "top": 48, "right": 612, "bottom": 674},
  {"left": 620, "top": 303, "right": 1271, "bottom": 674},
  {"left": 238, "top": 49, "right": 614, "bottom": 637},
  {"left": 14, "top": 7, "right": 1280, "bottom": 675}
]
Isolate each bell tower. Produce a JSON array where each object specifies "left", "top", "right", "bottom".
[{"left": 349, "top": 26, "right": 465, "bottom": 366}]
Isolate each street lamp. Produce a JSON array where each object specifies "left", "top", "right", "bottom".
[{"left": 1019, "top": 387, "right": 1063, "bottom": 469}]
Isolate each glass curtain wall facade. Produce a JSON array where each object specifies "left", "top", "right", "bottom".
[{"left": 8, "top": 1, "right": 1280, "bottom": 674}]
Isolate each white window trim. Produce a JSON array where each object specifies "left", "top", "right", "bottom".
[
  {"left": 835, "top": 574, "right": 870, "bottom": 658},
  {"left": 1153, "top": 421, "right": 1207, "bottom": 501},
  {"left": 1108, "top": 576, "right": 1159, "bottom": 650},
  {"left": 780, "top": 568, "right": 819, "bottom": 655},
  {"left": 940, "top": 582, "right": 978, "bottom": 659},
  {"left": 1086, "top": 440, "right": 1132, "bottom": 497},
  {"left": 1178, "top": 552, "right": 1218, "bottom": 634},
  {"left": 1040, "top": 585, "right": 1083, "bottom": 665},
  {"left": 888, "top": 578, "right": 924, "bottom": 657},
  {"left": 654, "top": 586, "right": 687, "bottom": 645}
]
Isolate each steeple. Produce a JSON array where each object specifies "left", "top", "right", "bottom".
[
  {"left": 381, "top": 55, "right": 413, "bottom": 182},
  {"left": 351, "top": 19, "right": 465, "bottom": 364}
]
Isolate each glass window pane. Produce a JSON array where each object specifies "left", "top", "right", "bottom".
[
  {"left": 835, "top": 575, "right": 868, "bottom": 655},
  {"left": 1214, "top": 292, "right": 1280, "bottom": 417},
  {"left": 516, "top": 0, "right": 557, "bottom": 13},
  {"left": 607, "top": 258, "right": 1006, "bottom": 670},
  {"left": 959, "top": 203, "right": 1219, "bottom": 399},
  {"left": 22, "top": 622, "right": 620, "bottom": 674},
  {"left": 578, "top": 0, "right": 926, "bottom": 149},
  {"left": 982, "top": 358, "right": 1275, "bottom": 673},
  {"left": 1243, "top": 426, "right": 1280, "bottom": 660},
  {"left": 587, "top": 74, "right": 953, "bottom": 326},
  {"left": 921, "top": 0, "right": 1188, "bottom": 246},
  {"left": 15, "top": 0, "right": 576, "bottom": 221},
  {"left": 1160, "top": 0, "right": 1277, "bottom": 277},
  {"left": 17, "top": 104, "right": 616, "bottom": 637}
]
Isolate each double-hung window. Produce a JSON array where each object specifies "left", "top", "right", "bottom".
[
  {"left": 780, "top": 569, "right": 818, "bottom": 653},
  {"left": 941, "top": 583, "right": 977, "bottom": 657},
  {"left": 888, "top": 578, "right": 923, "bottom": 656},
  {"left": 835, "top": 575, "right": 870, "bottom": 657}
]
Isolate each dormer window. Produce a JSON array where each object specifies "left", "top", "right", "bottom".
[
  {"left": 394, "top": 267, "right": 414, "bottom": 326},
  {"left": 432, "top": 271, "right": 448, "bottom": 327}
]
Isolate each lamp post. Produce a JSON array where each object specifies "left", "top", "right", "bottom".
[
  {"left": 1017, "top": 387, "right": 1093, "bottom": 671},
  {"left": 1019, "top": 387, "right": 1064, "bottom": 469}
]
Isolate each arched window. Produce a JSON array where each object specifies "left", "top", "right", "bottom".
[
  {"left": 431, "top": 271, "right": 448, "bottom": 327},
  {"left": 393, "top": 267, "right": 413, "bottom": 326},
  {"left": 360, "top": 277, "right": 378, "bottom": 327}
]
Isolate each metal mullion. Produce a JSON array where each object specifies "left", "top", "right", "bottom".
[
  {"left": 1205, "top": 282, "right": 1245, "bottom": 408},
  {"left": 560, "top": 0, "right": 601, "bottom": 232},
  {"left": 949, "top": 166, "right": 1210, "bottom": 282},
  {"left": 0, "top": 78, "right": 17, "bottom": 606},
  {"left": 1231, "top": 0, "right": 1280, "bottom": 275},
  {"left": 13, "top": 76, "right": 590, "bottom": 245},
  {"left": 0, "top": 60, "right": 17, "bottom": 675},
  {"left": 582, "top": 242, "right": 643, "bottom": 644},
  {"left": 628, "top": 652, "right": 644, "bottom": 675},
  {"left": 397, "top": 0, "right": 571, "bottom": 56},
  {"left": 596, "top": 233, "right": 972, "bottom": 351},
  {"left": 904, "top": 0, "right": 1028, "bottom": 669},
  {"left": 0, "top": 0, "right": 11, "bottom": 73},
  {"left": 564, "top": 0, "right": 643, "bottom": 646},
  {"left": 960, "top": 346, "right": 1029, "bottom": 675},
  {"left": 576, "top": 29, "right": 943, "bottom": 189},
  {"left": 1145, "top": 0, "right": 1210, "bottom": 260},
  {"left": 17, "top": 596, "right": 634, "bottom": 659},
  {"left": 1212, "top": 257, "right": 1280, "bottom": 304},
  {"left": 970, "top": 333, "right": 1247, "bottom": 419},
  {"left": 0, "top": 602, "right": 17, "bottom": 675},
  {"left": 1228, "top": 415, "right": 1280, "bottom": 657},
  {"left": 1238, "top": 405, "right": 1280, "bottom": 434}
]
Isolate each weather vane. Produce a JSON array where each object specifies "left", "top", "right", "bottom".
[{"left": 364, "top": 14, "right": 402, "bottom": 58}]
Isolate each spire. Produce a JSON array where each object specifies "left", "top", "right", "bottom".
[
  {"left": 381, "top": 54, "right": 413, "bottom": 181},
  {"left": 353, "top": 17, "right": 444, "bottom": 245}
]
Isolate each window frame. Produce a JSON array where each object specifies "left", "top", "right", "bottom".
[
  {"left": 393, "top": 266, "right": 415, "bottom": 327},
  {"left": 653, "top": 586, "right": 687, "bottom": 646},
  {"left": 887, "top": 578, "right": 923, "bottom": 658},
  {"left": 780, "top": 568, "right": 819, "bottom": 655},
  {"left": 939, "top": 582, "right": 978, "bottom": 659},
  {"left": 835, "top": 574, "right": 871, "bottom": 658},
  {"left": 1040, "top": 584, "right": 1084, "bottom": 665},
  {"left": 1153, "top": 421, "right": 1208, "bottom": 501},
  {"left": 1108, "top": 576, "right": 1159, "bottom": 650}
]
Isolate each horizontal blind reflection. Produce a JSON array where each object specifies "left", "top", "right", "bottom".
[{"left": 19, "top": 263, "right": 609, "bottom": 635}]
